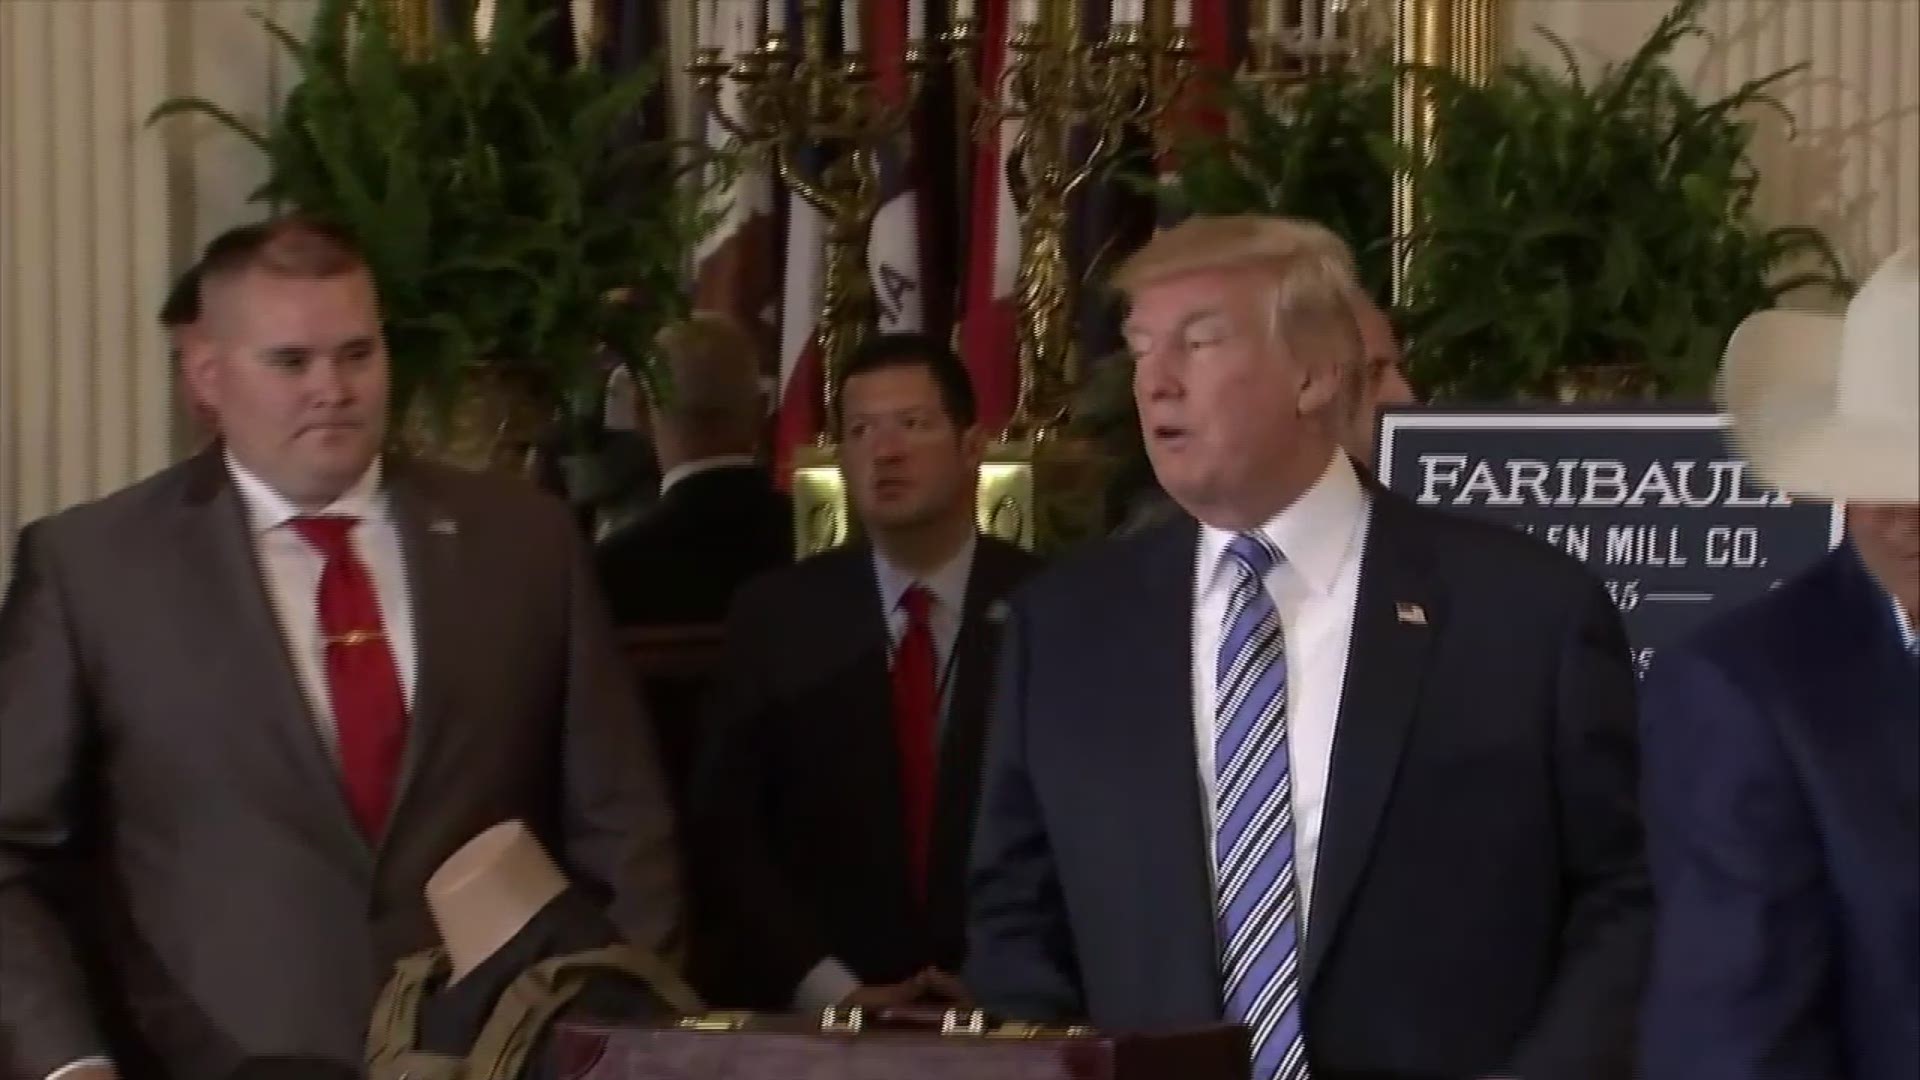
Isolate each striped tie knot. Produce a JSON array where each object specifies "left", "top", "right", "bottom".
[{"left": 1227, "top": 532, "right": 1282, "bottom": 580}]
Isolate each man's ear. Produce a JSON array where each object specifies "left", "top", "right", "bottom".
[
  {"left": 1296, "top": 356, "right": 1341, "bottom": 417},
  {"left": 959, "top": 424, "right": 989, "bottom": 468},
  {"left": 181, "top": 333, "right": 223, "bottom": 414}
]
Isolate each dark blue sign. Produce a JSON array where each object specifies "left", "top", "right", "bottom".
[{"left": 1376, "top": 408, "right": 1843, "bottom": 675}]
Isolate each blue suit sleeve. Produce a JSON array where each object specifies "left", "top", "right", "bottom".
[
  {"left": 1638, "top": 648, "right": 1841, "bottom": 1080},
  {"left": 964, "top": 602, "right": 1085, "bottom": 1022}
]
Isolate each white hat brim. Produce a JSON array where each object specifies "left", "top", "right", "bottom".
[{"left": 1720, "top": 308, "right": 1920, "bottom": 503}]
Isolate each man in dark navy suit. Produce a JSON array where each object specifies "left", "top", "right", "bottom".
[
  {"left": 966, "top": 217, "right": 1648, "bottom": 1080},
  {"left": 690, "top": 334, "right": 1038, "bottom": 1014},
  {"left": 596, "top": 312, "right": 790, "bottom": 628},
  {"left": 1640, "top": 245, "right": 1919, "bottom": 1080}
]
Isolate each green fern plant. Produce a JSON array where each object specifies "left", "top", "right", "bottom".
[
  {"left": 1399, "top": 0, "right": 1852, "bottom": 400},
  {"left": 149, "top": 0, "right": 716, "bottom": 432},
  {"left": 1155, "top": 61, "right": 1398, "bottom": 300}
]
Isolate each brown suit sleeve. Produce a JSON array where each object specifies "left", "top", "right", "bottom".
[
  {"left": 0, "top": 523, "right": 110, "bottom": 1077},
  {"left": 552, "top": 514, "right": 685, "bottom": 966}
]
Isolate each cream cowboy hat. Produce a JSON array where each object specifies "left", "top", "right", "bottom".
[{"left": 1720, "top": 243, "right": 1919, "bottom": 503}]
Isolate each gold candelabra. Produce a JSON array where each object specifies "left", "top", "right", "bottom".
[
  {"left": 378, "top": 0, "right": 435, "bottom": 59},
  {"left": 948, "top": 4, "right": 1193, "bottom": 441},
  {"left": 690, "top": 2, "right": 934, "bottom": 438},
  {"left": 1240, "top": 0, "right": 1393, "bottom": 99},
  {"left": 1236, "top": 0, "right": 1500, "bottom": 303},
  {"left": 1392, "top": 0, "right": 1499, "bottom": 299}
]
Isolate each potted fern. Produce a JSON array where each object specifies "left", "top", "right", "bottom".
[
  {"left": 1399, "top": 0, "right": 1852, "bottom": 400},
  {"left": 150, "top": 0, "right": 713, "bottom": 470},
  {"left": 1154, "top": 61, "right": 1398, "bottom": 299}
]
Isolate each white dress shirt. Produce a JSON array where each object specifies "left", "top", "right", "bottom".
[
  {"left": 791, "top": 534, "right": 979, "bottom": 1011},
  {"left": 874, "top": 533, "right": 978, "bottom": 724},
  {"left": 45, "top": 458, "right": 416, "bottom": 1080},
  {"left": 228, "top": 454, "right": 418, "bottom": 745},
  {"left": 657, "top": 453, "right": 761, "bottom": 499},
  {"left": 1192, "top": 452, "right": 1370, "bottom": 928}
]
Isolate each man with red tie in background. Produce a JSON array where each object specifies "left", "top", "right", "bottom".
[
  {"left": 0, "top": 216, "right": 680, "bottom": 1080},
  {"left": 688, "top": 334, "right": 1037, "bottom": 1013}
]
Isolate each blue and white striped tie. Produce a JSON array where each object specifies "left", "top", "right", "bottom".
[{"left": 1214, "top": 532, "right": 1309, "bottom": 1080}]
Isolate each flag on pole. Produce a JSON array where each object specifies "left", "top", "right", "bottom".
[
  {"left": 591, "top": 0, "right": 668, "bottom": 141},
  {"left": 957, "top": 0, "right": 1022, "bottom": 435},
  {"left": 1072, "top": 0, "right": 1249, "bottom": 376},
  {"left": 866, "top": 0, "right": 928, "bottom": 334},
  {"left": 1174, "top": 0, "right": 1244, "bottom": 144},
  {"left": 692, "top": 2, "right": 778, "bottom": 355},
  {"left": 770, "top": 0, "right": 833, "bottom": 479},
  {"left": 1150, "top": 0, "right": 1246, "bottom": 227}
]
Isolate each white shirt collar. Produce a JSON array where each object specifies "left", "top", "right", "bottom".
[
  {"left": 874, "top": 532, "right": 978, "bottom": 619},
  {"left": 1851, "top": 543, "right": 1919, "bottom": 656},
  {"left": 659, "top": 454, "right": 760, "bottom": 498},
  {"left": 1891, "top": 593, "right": 1919, "bottom": 656},
  {"left": 1198, "top": 451, "right": 1369, "bottom": 596},
  {"left": 225, "top": 451, "right": 386, "bottom": 535}
]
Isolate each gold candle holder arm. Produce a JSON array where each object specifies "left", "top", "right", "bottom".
[
  {"left": 770, "top": 143, "right": 843, "bottom": 220},
  {"left": 693, "top": 48, "right": 779, "bottom": 146},
  {"left": 953, "top": 8, "right": 1195, "bottom": 440},
  {"left": 689, "top": 0, "right": 937, "bottom": 438},
  {"left": 945, "top": 19, "right": 985, "bottom": 135}
]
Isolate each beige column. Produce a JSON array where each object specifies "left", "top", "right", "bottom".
[
  {"left": 2, "top": 0, "right": 174, "bottom": 582},
  {"left": 0, "top": 0, "right": 312, "bottom": 586}
]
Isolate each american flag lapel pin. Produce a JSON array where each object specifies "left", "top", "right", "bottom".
[{"left": 1396, "top": 601, "right": 1427, "bottom": 626}]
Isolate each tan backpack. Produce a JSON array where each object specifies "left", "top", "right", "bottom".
[{"left": 365, "top": 943, "right": 702, "bottom": 1080}]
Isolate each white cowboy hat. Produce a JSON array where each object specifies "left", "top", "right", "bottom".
[{"left": 1719, "top": 243, "right": 1919, "bottom": 503}]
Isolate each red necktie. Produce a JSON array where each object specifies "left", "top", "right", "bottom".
[
  {"left": 291, "top": 515, "right": 408, "bottom": 841},
  {"left": 891, "top": 584, "right": 939, "bottom": 901}
]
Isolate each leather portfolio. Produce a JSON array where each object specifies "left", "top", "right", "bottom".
[{"left": 551, "top": 1008, "right": 1251, "bottom": 1080}]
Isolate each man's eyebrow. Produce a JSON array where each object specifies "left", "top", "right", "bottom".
[
  {"left": 1122, "top": 308, "right": 1228, "bottom": 337},
  {"left": 846, "top": 405, "right": 932, "bottom": 421}
]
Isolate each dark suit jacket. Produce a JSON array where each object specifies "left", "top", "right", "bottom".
[
  {"left": 1639, "top": 543, "right": 1919, "bottom": 1080},
  {"left": 689, "top": 536, "right": 1039, "bottom": 1009},
  {"left": 595, "top": 464, "right": 790, "bottom": 627},
  {"left": 0, "top": 449, "right": 681, "bottom": 1080},
  {"left": 966, "top": 486, "right": 1648, "bottom": 1079}
]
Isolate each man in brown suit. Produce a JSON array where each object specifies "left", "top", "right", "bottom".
[{"left": 0, "top": 217, "right": 681, "bottom": 1080}]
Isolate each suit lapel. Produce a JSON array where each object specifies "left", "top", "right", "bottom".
[
  {"left": 1840, "top": 622, "right": 1920, "bottom": 844},
  {"left": 1799, "top": 549, "right": 1920, "bottom": 838},
  {"left": 836, "top": 542, "right": 897, "bottom": 764},
  {"left": 380, "top": 462, "right": 466, "bottom": 851},
  {"left": 929, "top": 540, "right": 1023, "bottom": 946},
  {"left": 1117, "top": 519, "right": 1223, "bottom": 1013},
  {"left": 178, "top": 450, "right": 368, "bottom": 863},
  {"left": 823, "top": 545, "right": 919, "bottom": 911},
  {"left": 1299, "top": 494, "right": 1438, "bottom": 992}
]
